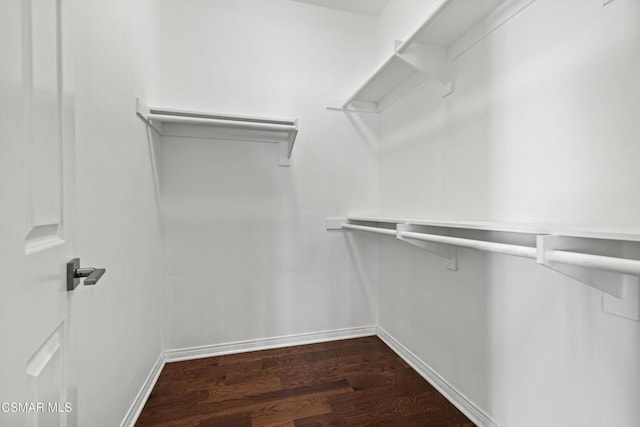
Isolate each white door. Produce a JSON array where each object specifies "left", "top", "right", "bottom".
[{"left": 0, "top": 0, "right": 79, "bottom": 426}]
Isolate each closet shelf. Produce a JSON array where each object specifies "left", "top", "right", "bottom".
[
  {"left": 136, "top": 99, "right": 299, "bottom": 167},
  {"left": 329, "top": 0, "right": 507, "bottom": 112},
  {"left": 326, "top": 216, "right": 640, "bottom": 320},
  {"left": 343, "top": 215, "right": 640, "bottom": 242}
]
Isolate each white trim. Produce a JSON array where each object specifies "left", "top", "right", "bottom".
[
  {"left": 164, "top": 326, "right": 377, "bottom": 363},
  {"left": 376, "top": 326, "right": 501, "bottom": 427},
  {"left": 120, "top": 352, "right": 166, "bottom": 427}
]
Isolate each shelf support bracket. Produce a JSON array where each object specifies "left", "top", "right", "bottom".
[
  {"left": 326, "top": 98, "right": 378, "bottom": 113},
  {"left": 325, "top": 217, "right": 347, "bottom": 230},
  {"left": 397, "top": 224, "right": 458, "bottom": 271},
  {"left": 397, "top": 43, "right": 453, "bottom": 97},
  {"left": 278, "top": 122, "right": 298, "bottom": 167},
  {"left": 537, "top": 235, "right": 640, "bottom": 320},
  {"left": 135, "top": 97, "right": 163, "bottom": 135},
  {"left": 603, "top": 275, "right": 640, "bottom": 321},
  {"left": 536, "top": 235, "right": 625, "bottom": 298}
]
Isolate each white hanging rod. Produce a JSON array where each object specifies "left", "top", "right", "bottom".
[
  {"left": 398, "top": 231, "right": 537, "bottom": 259},
  {"left": 146, "top": 114, "right": 297, "bottom": 132},
  {"left": 342, "top": 224, "right": 397, "bottom": 236},
  {"left": 345, "top": 227, "right": 640, "bottom": 275},
  {"left": 545, "top": 250, "right": 640, "bottom": 276}
]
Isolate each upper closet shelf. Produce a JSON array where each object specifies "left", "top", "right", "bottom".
[
  {"left": 136, "top": 98, "right": 299, "bottom": 166},
  {"left": 328, "top": 0, "right": 507, "bottom": 113}
]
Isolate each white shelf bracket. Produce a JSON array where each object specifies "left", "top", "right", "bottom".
[
  {"left": 326, "top": 98, "right": 378, "bottom": 113},
  {"left": 536, "top": 235, "right": 624, "bottom": 298},
  {"left": 537, "top": 235, "right": 640, "bottom": 320},
  {"left": 397, "top": 43, "right": 453, "bottom": 98},
  {"left": 325, "top": 217, "right": 347, "bottom": 230},
  {"left": 278, "top": 122, "right": 298, "bottom": 167},
  {"left": 135, "top": 97, "right": 148, "bottom": 118},
  {"left": 135, "top": 97, "right": 162, "bottom": 135},
  {"left": 278, "top": 141, "right": 290, "bottom": 166},
  {"left": 397, "top": 224, "right": 458, "bottom": 271},
  {"left": 603, "top": 275, "right": 640, "bottom": 321}
]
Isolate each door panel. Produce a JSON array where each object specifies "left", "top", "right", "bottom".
[
  {"left": 25, "top": 322, "right": 68, "bottom": 427},
  {"left": 24, "top": 0, "right": 64, "bottom": 253},
  {"left": 0, "top": 0, "right": 76, "bottom": 426}
]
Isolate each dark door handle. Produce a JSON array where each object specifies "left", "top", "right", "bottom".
[
  {"left": 75, "top": 267, "right": 106, "bottom": 286},
  {"left": 66, "top": 258, "right": 107, "bottom": 291}
]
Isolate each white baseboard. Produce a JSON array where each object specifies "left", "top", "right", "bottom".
[
  {"left": 376, "top": 326, "right": 500, "bottom": 427},
  {"left": 164, "top": 325, "right": 377, "bottom": 363},
  {"left": 120, "top": 351, "right": 166, "bottom": 427}
]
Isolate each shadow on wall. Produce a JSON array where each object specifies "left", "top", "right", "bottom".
[
  {"left": 159, "top": 135, "right": 295, "bottom": 348},
  {"left": 143, "top": 123, "right": 163, "bottom": 212}
]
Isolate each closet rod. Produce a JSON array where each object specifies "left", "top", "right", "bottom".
[
  {"left": 545, "top": 250, "right": 640, "bottom": 276},
  {"left": 343, "top": 224, "right": 397, "bottom": 236},
  {"left": 146, "top": 114, "right": 297, "bottom": 132},
  {"left": 399, "top": 231, "right": 537, "bottom": 259}
]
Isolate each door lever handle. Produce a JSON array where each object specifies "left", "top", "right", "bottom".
[
  {"left": 74, "top": 267, "right": 106, "bottom": 286},
  {"left": 66, "top": 258, "right": 107, "bottom": 291}
]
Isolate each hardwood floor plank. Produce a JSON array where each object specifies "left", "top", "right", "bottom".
[
  {"left": 198, "top": 412, "right": 253, "bottom": 427},
  {"left": 293, "top": 412, "right": 347, "bottom": 426},
  {"left": 142, "top": 389, "right": 209, "bottom": 412},
  {"left": 251, "top": 397, "right": 331, "bottom": 426},
  {"left": 207, "top": 373, "right": 283, "bottom": 403},
  {"left": 276, "top": 353, "right": 407, "bottom": 389},
  {"left": 347, "top": 368, "right": 435, "bottom": 393},
  {"left": 135, "top": 337, "right": 475, "bottom": 427},
  {"left": 137, "top": 378, "right": 352, "bottom": 425}
]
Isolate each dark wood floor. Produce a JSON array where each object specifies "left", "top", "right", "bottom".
[{"left": 136, "top": 336, "right": 475, "bottom": 426}]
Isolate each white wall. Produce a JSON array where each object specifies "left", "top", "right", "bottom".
[
  {"left": 156, "top": 0, "right": 379, "bottom": 349},
  {"left": 72, "top": 0, "right": 164, "bottom": 425},
  {"left": 375, "top": 0, "right": 640, "bottom": 426}
]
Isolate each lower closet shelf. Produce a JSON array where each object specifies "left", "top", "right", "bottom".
[{"left": 326, "top": 216, "right": 640, "bottom": 320}]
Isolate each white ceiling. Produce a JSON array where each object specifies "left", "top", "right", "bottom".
[{"left": 290, "top": 0, "right": 391, "bottom": 17}]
